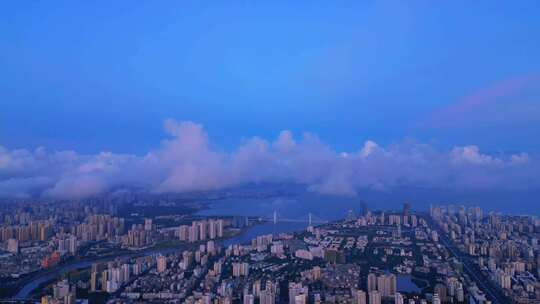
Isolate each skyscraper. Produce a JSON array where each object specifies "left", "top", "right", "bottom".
[
  {"left": 354, "top": 289, "right": 367, "bottom": 304},
  {"left": 260, "top": 290, "right": 276, "bottom": 304},
  {"left": 156, "top": 255, "right": 167, "bottom": 273},
  {"left": 432, "top": 293, "right": 441, "bottom": 304},
  {"left": 395, "top": 292, "right": 404, "bottom": 304},
  {"left": 144, "top": 218, "right": 153, "bottom": 231},
  {"left": 243, "top": 294, "right": 254, "bottom": 304},
  {"left": 403, "top": 202, "right": 411, "bottom": 217},
  {"left": 7, "top": 238, "right": 18, "bottom": 254},
  {"left": 434, "top": 284, "right": 447, "bottom": 303},
  {"left": 369, "top": 290, "right": 381, "bottom": 304},
  {"left": 376, "top": 273, "right": 396, "bottom": 297},
  {"left": 367, "top": 273, "right": 377, "bottom": 291},
  {"left": 289, "top": 282, "right": 308, "bottom": 304},
  {"left": 360, "top": 201, "right": 368, "bottom": 217},
  {"left": 347, "top": 210, "right": 357, "bottom": 221}
]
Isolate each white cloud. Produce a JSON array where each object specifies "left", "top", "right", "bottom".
[
  {"left": 510, "top": 153, "right": 530, "bottom": 165},
  {"left": 359, "top": 140, "right": 379, "bottom": 158},
  {"left": 0, "top": 120, "right": 538, "bottom": 199},
  {"left": 450, "top": 145, "right": 500, "bottom": 165}
]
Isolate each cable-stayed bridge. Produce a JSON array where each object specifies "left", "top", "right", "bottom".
[{"left": 258, "top": 210, "right": 329, "bottom": 225}]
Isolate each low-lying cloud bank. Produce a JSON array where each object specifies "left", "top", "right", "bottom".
[{"left": 0, "top": 119, "right": 537, "bottom": 199}]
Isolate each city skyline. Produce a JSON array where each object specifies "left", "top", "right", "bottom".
[{"left": 2, "top": 197, "right": 537, "bottom": 304}]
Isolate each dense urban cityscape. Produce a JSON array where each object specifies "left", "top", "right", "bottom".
[
  {"left": 3, "top": 1, "right": 540, "bottom": 304},
  {"left": 1, "top": 196, "right": 540, "bottom": 304}
]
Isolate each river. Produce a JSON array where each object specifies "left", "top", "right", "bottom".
[{"left": 14, "top": 196, "right": 315, "bottom": 299}]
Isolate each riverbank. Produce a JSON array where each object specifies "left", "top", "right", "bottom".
[{"left": 10, "top": 222, "right": 261, "bottom": 300}]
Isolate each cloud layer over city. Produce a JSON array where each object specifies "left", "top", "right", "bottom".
[{"left": 0, "top": 119, "right": 537, "bottom": 199}]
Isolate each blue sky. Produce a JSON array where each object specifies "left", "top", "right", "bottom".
[{"left": 1, "top": 1, "right": 539, "bottom": 155}]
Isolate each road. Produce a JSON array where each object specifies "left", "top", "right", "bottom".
[{"left": 427, "top": 216, "right": 510, "bottom": 304}]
